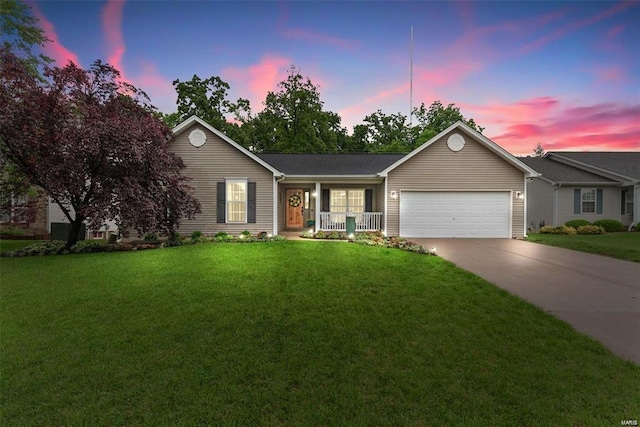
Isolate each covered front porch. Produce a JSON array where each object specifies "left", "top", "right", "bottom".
[{"left": 278, "top": 181, "right": 385, "bottom": 234}]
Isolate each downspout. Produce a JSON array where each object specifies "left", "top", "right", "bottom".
[
  {"left": 553, "top": 183, "right": 561, "bottom": 226},
  {"left": 315, "top": 182, "right": 321, "bottom": 233},
  {"left": 523, "top": 176, "right": 528, "bottom": 238}
]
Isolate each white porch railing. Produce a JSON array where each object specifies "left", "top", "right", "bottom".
[{"left": 319, "top": 212, "right": 382, "bottom": 231}]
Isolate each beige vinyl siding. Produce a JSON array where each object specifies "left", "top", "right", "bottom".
[
  {"left": 375, "top": 183, "right": 385, "bottom": 212},
  {"left": 555, "top": 186, "right": 621, "bottom": 226},
  {"left": 169, "top": 124, "right": 274, "bottom": 235},
  {"left": 386, "top": 129, "right": 525, "bottom": 237},
  {"left": 526, "top": 178, "right": 554, "bottom": 228}
]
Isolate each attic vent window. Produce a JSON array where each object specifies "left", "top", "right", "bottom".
[
  {"left": 447, "top": 133, "right": 465, "bottom": 152},
  {"left": 188, "top": 129, "right": 207, "bottom": 147}
]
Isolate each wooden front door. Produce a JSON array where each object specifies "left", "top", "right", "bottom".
[{"left": 286, "top": 189, "right": 304, "bottom": 228}]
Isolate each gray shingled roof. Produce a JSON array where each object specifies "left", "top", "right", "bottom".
[
  {"left": 256, "top": 153, "right": 405, "bottom": 175},
  {"left": 518, "top": 157, "right": 618, "bottom": 183},
  {"left": 548, "top": 152, "right": 640, "bottom": 180}
]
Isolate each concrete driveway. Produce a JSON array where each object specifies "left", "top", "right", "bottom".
[{"left": 413, "top": 238, "right": 640, "bottom": 364}]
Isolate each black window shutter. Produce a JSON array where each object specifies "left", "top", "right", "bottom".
[
  {"left": 248, "top": 182, "right": 256, "bottom": 223},
  {"left": 322, "top": 189, "right": 330, "bottom": 212},
  {"left": 596, "top": 189, "right": 603, "bottom": 214},
  {"left": 621, "top": 189, "right": 626, "bottom": 214},
  {"left": 365, "top": 189, "right": 373, "bottom": 212},
  {"left": 217, "top": 182, "right": 226, "bottom": 223},
  {"left": 574, "top": 189, "right": 581, "bottom": 214}
]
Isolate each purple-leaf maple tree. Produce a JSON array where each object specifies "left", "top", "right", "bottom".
[{"left": 0, "top": 49, "right": 200, "bottom": 247}]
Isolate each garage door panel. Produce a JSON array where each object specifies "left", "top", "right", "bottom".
[{"left": 399, "top": 191, "right": 510, "bottom": 238}]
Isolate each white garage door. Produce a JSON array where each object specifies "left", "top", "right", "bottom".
[{"left": 399, "top": 191, "right": 511, "bottom": 238}]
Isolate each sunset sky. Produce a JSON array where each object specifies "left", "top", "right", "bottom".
[{"left": 27, "top": 0, "right": 640, "bottom": 155}]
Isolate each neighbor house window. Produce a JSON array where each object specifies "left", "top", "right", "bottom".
[
  {"left": 581, "top": 189, "right": 596, "bottom": 213},
  {"left": 574, "top": 188, "right": 603, "bottom": 215},
  {"left": 0, "top": 193, "right": 28, "bottom": 223},
  {"left": 625, "top": 189, "right": 634, "bottom": 215},
  {"left": 226, "top": 180, "right": 247, "bottom": 223}
]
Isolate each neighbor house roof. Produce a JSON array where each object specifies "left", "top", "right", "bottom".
[
  {"left": 256, "top": 153, "right": 404, "bottom": 176},
  {"left": 547, "top": 152, "right": 640, "bottom": 182},
  {"left": 518, "top": 157, "right": 618, "bottom": 184}
]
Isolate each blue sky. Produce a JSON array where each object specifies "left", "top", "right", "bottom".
[{"left": 28, "top": 0, "right": 640, "bottom": 154}]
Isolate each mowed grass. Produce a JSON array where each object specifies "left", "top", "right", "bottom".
[
  {"left": 526, "top": 232, "right": 640, "bottom": 262},
  {"left": 1, "top": 242, "right": 639, "bottom": 425},
  {"left": 0, "top": 239, "right": 45, "bottom": 253}
]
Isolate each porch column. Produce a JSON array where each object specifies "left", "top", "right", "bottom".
[
  {"left": 315, "top": 182, "right": 321, "bottom": 232},
  {"left": 273, "top": 177, "right": 279, "bottom": 236}
]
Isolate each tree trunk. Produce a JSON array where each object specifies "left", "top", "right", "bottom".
[{"left": 66, "top": 218, "right": 84, "bottom": 248}]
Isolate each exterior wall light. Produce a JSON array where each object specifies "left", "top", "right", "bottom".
[
  {"left": 390, "top": 191, "right": 398, "bottom": 199},
  {"left": 515, "top": 191, "right": 524, "bottom": 200}
]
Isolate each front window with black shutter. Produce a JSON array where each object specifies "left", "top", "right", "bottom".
[
  {"left": 217, "top": 180, "right": 256, "bottom": 224},
  {"left": 226, "top": 180, "right": 247, "bottom": 223}
]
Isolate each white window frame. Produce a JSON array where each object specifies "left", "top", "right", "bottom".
[
  {"left": 226, "top": 179, "right": 247, "bottom": 223},
  {"left": 581, "top": 188, "right": 596, "bottom": 214},
  {"left": 624, "top": 189, "right": 634, "bottom": 215},
  {"left": 330, "top": 189, "right": 365, "bottom": 217}
]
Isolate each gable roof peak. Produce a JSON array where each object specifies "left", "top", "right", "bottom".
[
  {"left": 379, "top": 120, "right": 539, "bottom": 177},
  {"left": 171, "top": 115, "right": 283, "bottom": 176}
]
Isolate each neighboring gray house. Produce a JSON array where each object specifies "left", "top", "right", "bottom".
[
  {"left": 520, "top": 152, "right": 639, "bottom": 230},
  {"left": 170, "top": 116, "right": 539, "bottom": 238}
]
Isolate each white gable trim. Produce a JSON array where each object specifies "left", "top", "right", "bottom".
[
  {"left": 172, "top": 115, "right": 283, "bottom": 177},
  {"left": 379, "top": 121, "right": 540, "bottom": 178}
]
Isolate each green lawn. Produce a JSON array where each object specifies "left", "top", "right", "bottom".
[
  {"left": 526, "top": 232, "right": 640, "bottom": 262},
  {"left": 1, "top": 242, "right": 638, "bottom": 425},
  {"left": 0, "top": 239, "right": 45, "bottom": 253}
]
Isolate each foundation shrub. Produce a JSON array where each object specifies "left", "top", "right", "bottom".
[
  {"left": 564, "top": 219, "right": 591, "bottom": 229},
  {"left": 592, "top": 219, "right": 625, "bottom": 233},
  {"left": 539, "top": 225, "right": 577, "bottom": 235},
  {"left": 576, "top": 225, "right": 606, "bottom": 235}
]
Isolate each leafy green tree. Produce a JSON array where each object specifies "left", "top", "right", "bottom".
[
  {"left": 0, "top": 0, "right": 52, "bottom": 75},
  {"left": 411, "top": 101, "right": 484, "bottom": 149},
  {"left": 159, "top": 111, "right": 181, "bottom": 129},
  {"left": 252, "top": 66, "right": 346, "bottom": 153},
  {"left": 171, "top": 74, "right": 252, "bottom": 146},
  {"left": 350, "top": 110, "right": 412, "bottom": 153}
]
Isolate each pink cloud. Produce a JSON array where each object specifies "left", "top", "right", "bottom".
[
  {"left": 463, "top": 96, "right": 560, "bottom": 126},
  {"left": 591, "top": 66, "right": 626, "bottom": 82},
  {"left": 28, "top": 2, "right": 81, "bottom": 66},
  {"left": 134, "top": 61, "right": 175, "bottom": 108},
  {"left": 101, "top": 0, "right": 130, "bottom": 85},
  {"left": 418, "top": 61, "right": 482, "bottom": 86},
  {"left": 490, "top": 100, "right": 640, "bottom": 154},
  {"left": 282, "top": 28, "right": 360, "bottom": 50},
  {"left": 520, "top": 1, "right": 637, "bottom": 54},
  {"left": 606, "top": 24, "right": 625, "bottom": 39},
  {"left": 222, "top": 55, "right": 292, "bottom": 112}
]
